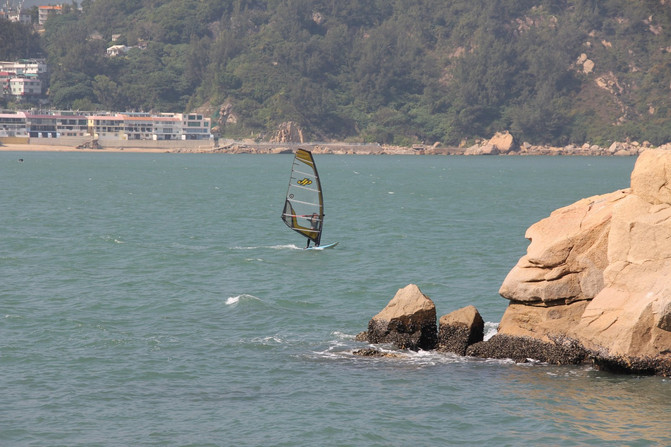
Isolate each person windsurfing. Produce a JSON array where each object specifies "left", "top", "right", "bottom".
[{"left": 306, "top": 213, "right": 319, "bottom": 248}]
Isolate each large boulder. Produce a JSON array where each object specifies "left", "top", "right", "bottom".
[
  {"left": 488, "top": 131, "right": 517, "bottom": 154},
  {"left": 495, "top": 149, "right": 671, "bottom": 375},
  {"left": 364, "top": 284, "right": 437, "bottom": 351},
  {"left": 437, "top": 305, "right": 484, "bottom": 355}
]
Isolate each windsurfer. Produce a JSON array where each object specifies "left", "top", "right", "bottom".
[{"left": 306, "top": 213, "right": 320, "bottom": 248}]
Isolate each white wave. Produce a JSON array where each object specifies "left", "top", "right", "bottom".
[
  {"left": 484, "top": 321, "right": 498, "bottom": 341},
  {"left": 226, "top": 294, "right": 261, "bottom": 306},
  {"left": 270, "top": 244, "right": 302, "bottom": 250},
  {"left": 100, "top": 235, "right": 124, "bottom": 244},
  {"left": 331, "top": 331, "right": 356, "bottom": 340},
  {"left": 247, "top": 335, "right": 287, "bottom": 345},
  {"left": 232, "top": 244, "right": 302, "bottom": 250}
]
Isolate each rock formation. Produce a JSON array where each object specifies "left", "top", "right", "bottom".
[
  {"left": 357, "top": 150, "right": 671, "bottom": 376},
  {"left": 359, "top": 284, "right": 437, "bottom": 351},
  {"left": 494, "top": 149, "right": 671, "bottom": 375},
  {"left": 271, "top": 121, "right": 304, "bottom": 143},
  {"left": 437, "top": 305, "right": 484, "bottom": 355},
  {"left": 465, "top": 131, "right": 517, "bottom": 155}
]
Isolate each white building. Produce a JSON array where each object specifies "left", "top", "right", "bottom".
[
  {"left": 106, "top": 45, "right": 129, "bottom": 57},
  {"left": 0, "top": 59, "right": 48, "bottom": 76},
  {"left": 0, "top": 111, "right": 28, "bottom": 138},
  {"left": 178, "top": 113, "right": 212, "bottom": 140},
  {"left": 88, "top": 115, "right": 124, "bottom": 139},
  {"left": 38, "top": 5, "right": 62, "bottom": 26},
  {"left": 151, "top": 115, "right": 181, "bottom": 140},
  {"left": 10, "top": 77, "right": 41, "bottom": 96}
]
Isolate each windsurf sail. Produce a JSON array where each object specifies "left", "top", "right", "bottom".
[{"left": 281, "top": 149, "right": 324, "bottom": 246}]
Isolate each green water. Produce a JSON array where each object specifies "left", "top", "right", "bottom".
[{"left": 2, "top": 152, "right": 669, "bottom": 446}]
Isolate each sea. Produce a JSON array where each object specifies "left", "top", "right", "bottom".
[{"left": 2, "top": 151, "right": 670, "bottom": 446}]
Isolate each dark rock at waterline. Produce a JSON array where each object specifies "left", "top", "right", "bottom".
[
  {"left": 590, "top": 354, "right": 671, "bottom": 376},
  {"left": 363, "top": 284, "right": 437, "bottom": 351},
  {"left": 437, "top": 305, "right": 484, "bottom": 355},
  {"left": 466, "top": 334, "right": 589, "bottom": 365},
  {"left": 352, "top": 348, "right": 403, "bottom": 358}
]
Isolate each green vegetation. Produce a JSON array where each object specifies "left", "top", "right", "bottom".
[
  {"left": 19, "top": 0, "right": 671, "bottom": 144},
  {"left": 0, "top": 19, "right": 42, "bottom": 61}
]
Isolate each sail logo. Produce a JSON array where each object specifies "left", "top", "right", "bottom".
[{"left": 297, "top": 178, "right": 312, "bottom": 186}]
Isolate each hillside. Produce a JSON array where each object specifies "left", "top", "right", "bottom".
[{"left": 26, "top": 1, "right": 671, "bottom": 145}]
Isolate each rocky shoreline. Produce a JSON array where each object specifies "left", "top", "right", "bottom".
[
  {"left": 204, "top": 133, "right": 663, "bottom": 156},
  {"left": 203, "top": 142, "right": 646, "bottom": 156},
  {"left": 355, "top": 150, "right": 671, "bottom": 377},
  {"left": 1, "top": 130, "right": 666, "bottom": 155}
]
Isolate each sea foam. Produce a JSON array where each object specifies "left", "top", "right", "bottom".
[{"left": 226, "top": 294, "right": 261, "bottom": 306}]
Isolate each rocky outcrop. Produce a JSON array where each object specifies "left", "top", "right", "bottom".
[
  {"left": 271, "top": 121, "right": 304, "bottom": 143},
  {"left": 492, "top": 149, "right": 671, "bottom": 375},
  {"left": 437, "top": 305, "right": 484, "bottom": 355},
  {"left": 360, "top": 284, "right": 437, "bottom": 351},
  {"left": 488, "top": 131, "right": 517, "bottom": 153}
]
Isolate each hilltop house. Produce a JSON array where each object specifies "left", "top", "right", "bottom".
[
  {"left": 106, "top": 45, "right": 129, "bottom": 57},
  {"left": 0, "top": 60, "right": 47, "bottom": 100},
  {"left": 38, "top": 5, "right": 62, "bottom": 26}
]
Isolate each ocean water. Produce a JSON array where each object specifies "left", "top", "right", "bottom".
[{"left": 2, "top": 151, "right": 669, "bottom": 446}]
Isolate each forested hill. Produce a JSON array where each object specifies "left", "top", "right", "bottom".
[{"left": 31, "top": 1, "right": 671, "bottom": 145}]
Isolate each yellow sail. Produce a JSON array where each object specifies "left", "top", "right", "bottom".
[{"left": 281, "top": 149, "right": 324, "bottom": 246}]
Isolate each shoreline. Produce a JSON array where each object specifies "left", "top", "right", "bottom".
[
  {"left": 0, "top": 141, "right": 662, "bottom": 155},
  {"left": 0, "top": 143, "right": 171, "bottom": 153}
]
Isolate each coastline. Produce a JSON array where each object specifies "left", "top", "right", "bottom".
[
  {"left": 0, "top": 143, "right": 170, "bottom": 153},
  {"left": 0, "top": 140, "right": 662, "bottom": 155}
]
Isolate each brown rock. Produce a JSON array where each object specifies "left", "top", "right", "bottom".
[
  {"left": 488, "top": 131, "right": 517, "bottom": 154},
  {"left": 499, "top": 190, "right": 625, "bottom": 305},
  {"left": 437, "top": 305, "right": 484, "bottom": 355},
  {"left": 365, "top": 284, "right": 437, "bottom": 351},
  {"left": 630, "top": 149, "right": 671, "bottom": 205},
  {"left": 496, "top": 149, "right": 671, "bottom": 374}
]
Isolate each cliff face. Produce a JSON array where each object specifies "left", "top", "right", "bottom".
[{"left": 498, "top": 149, "right": 671, "bottom": 363}]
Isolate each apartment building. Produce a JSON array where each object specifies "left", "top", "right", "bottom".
[
  {"left": 10, "top": 77, "right": 41, "bottom": 96},
  {"left": 1, "top": 110, "right": 212, "bottom": 141},
  {"left": 0, "top": 60, "right": 48, "bottom": 76},
  {"left": 38, "top": 5, "right": 62, "bottom": 26},
  {"left": 0, "top": 111, "right": 28, "bottom": 137}
]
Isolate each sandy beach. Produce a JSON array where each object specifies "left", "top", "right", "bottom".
[{"left": 0, "top": 143, "right": 171, "bottom": 153}]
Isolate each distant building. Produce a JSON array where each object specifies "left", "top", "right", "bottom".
[
  {"left": 26, "top": 112, "right": 89, "bottom": 138},
  {"left": 151, "top": 115, "right": 181, "bottom": 140},
  {"left": 0, "top": 59, "right": 48, "bottom": 77},
  {"left": 106, "top": 45, "right": 129, "bottom": 57},
  {"left": 0, "top": 111, "right": 28, "bottom": 138},
  {"left": 38, "top": 5, "right": 62, "bottom": 26},
  {"left": 9, "top": 9, "right": 32, "bottom": 24},
  {"left": 88, "top": 115, "right": 124, "bottom": 139},
  {"left": 178, "top": 113, "right": 212, "bottom": 140},
  {"left": 1, "top": 109, "right": 212, "bottom": 142},
  {"left": 10, "top": 77, "right": 41, "bottom": 97},
  {"left": 0, "top": 71, "right": 14, "bottom": 95},
  {"left": 0, "top": 1, "right": 31, "bottom": 23},
  {"left": 0, "top": 60, "right": 47, "bottom": 100}
]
